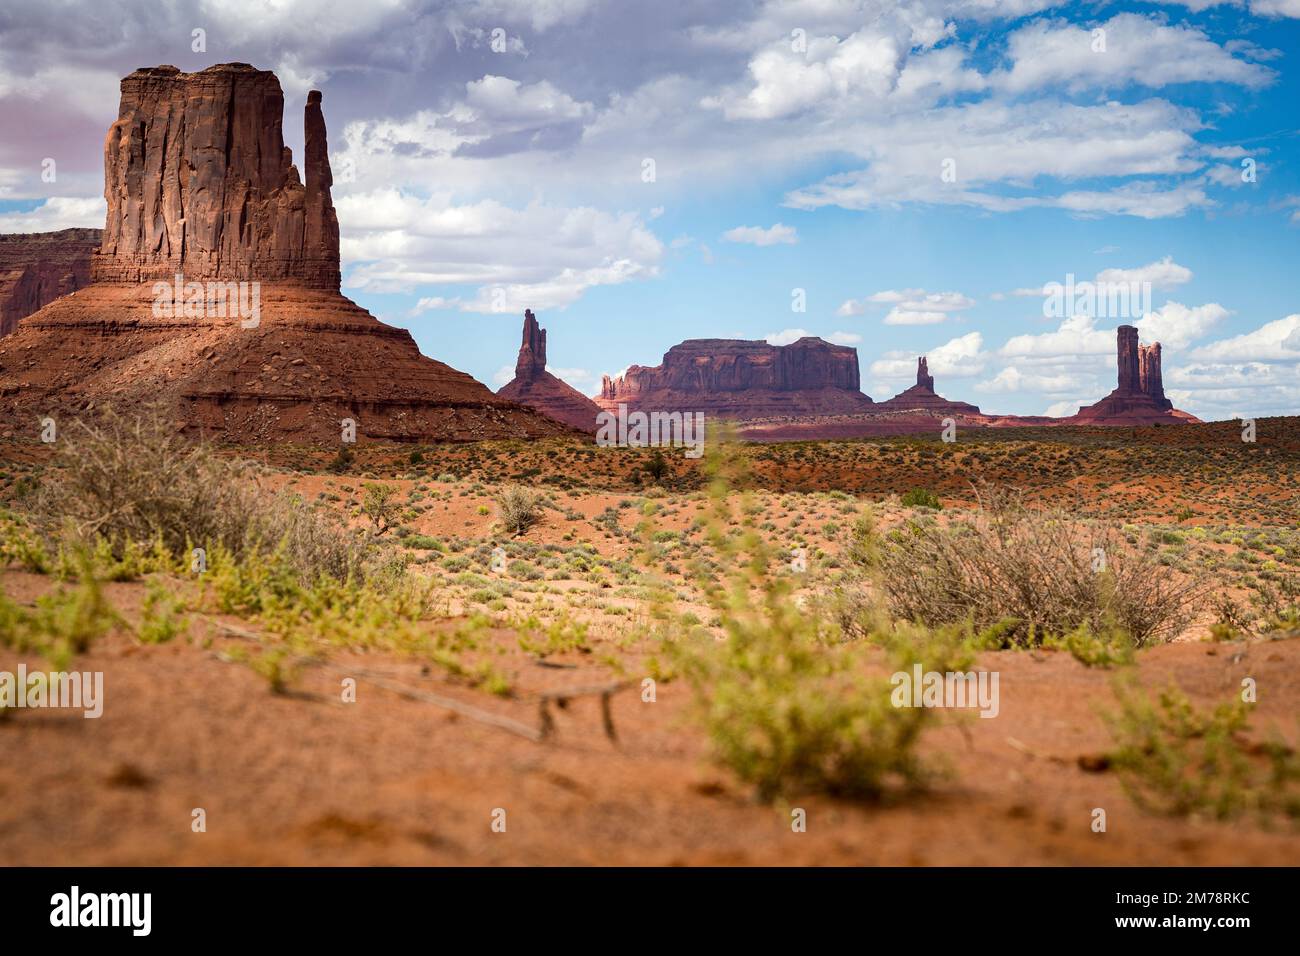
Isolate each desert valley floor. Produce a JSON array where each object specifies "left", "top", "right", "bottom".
[{"left": 2, "top": 418, "right": 1299, "bottom": 865}]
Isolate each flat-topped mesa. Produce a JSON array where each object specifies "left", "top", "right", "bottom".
[
  {"left": 597, "top": 336, "right": 874, "bottom": 419},
  {"left": 0, "top": 228, "right": 102, "bottom": 337},
  {"left": 93, "top": 63, "right": 340, "bottom": 289},
  {"left": 602, "top": 337, "right": 861, "bottom": 399}
]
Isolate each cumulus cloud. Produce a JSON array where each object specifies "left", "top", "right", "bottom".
[
  {"left": 1136, "top": 301, "right": 1229, "bottom": 349},
  {"left": 1096, "top": 256, "right": 1193, "bottom": 291},
  {"left": 994, "top": 13, "right": 1275, "bottom": 94},
  {"left": 784, "top": 99, "right": 1210, "bottom": 218},
  {"left": 841, "top": 288, "right": 974, "bottom": 325},
  {"left": 765, "top": 328, "right": 811, "bottom": 345},
  {"left": 1000, "top": 314, "right": 1118, "bottom": 360},
  {"left": 1190, "top": 314, "right": 1300, "bottom": 361},
  {"left": 343, "top": 190, "right": 663, "bottom": 311},
  {"left": 976, "top": 365, "right": 1091, "bottom": 395},
  {"left": 870, "top": 331, "right": 986, "bottom": 379},
  {"left": 722, "top": 223, "right": 798, "bottom": 246},
  {"left": 0, "top": 196, "right": 105, "bottom": 232}
]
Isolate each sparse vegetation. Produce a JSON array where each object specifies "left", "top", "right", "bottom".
[
  {"left": 850, "top": 486, "right": 1201, "bottom": 648},
  {"left": 1106, "top": 681, "right": 1300, "bottom": 822}
]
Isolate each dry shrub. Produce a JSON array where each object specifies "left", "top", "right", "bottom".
[
  {"left": 24, "top": 406, "right": 390, "bottom": 585},
  {"left": 496, "top": 485, "right": 545, "bottom": 535},
  {"left": 850, "top": 485, "right": 1201, "bottom": 647}
]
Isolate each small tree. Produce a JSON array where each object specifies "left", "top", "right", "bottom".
[
  {"left": 361, "top": 483, "right": 399, "bottom": 536},
  {"left": 644, "top": 449, "right": 670, "bottom": 484}
]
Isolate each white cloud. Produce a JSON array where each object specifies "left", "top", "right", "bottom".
[
  {"left": 1136, "top": 301, "right": 1229, "bottom": 349},
  {"left": 765, "top": 328, "right": 811, "bottom": 346},
  {"left": 1045, "top": 398, "right": 1092, "bottom": 418},
  {"left": 1250, "top": 0, "right": 1300, "bottom": 18},
  {"left": 1190, "top": 314, "right": 1300, "bottom": 362},
  {"left": 722, "top": 223, "right": 798, "bottom": 246},
  {"left": 995, "top": 14, "right": 1274, "bottom": 94},
  {"left": 1000, "top": 314, "right": 1116, "bottom": 359},
  {"left": 340, "top": 190, "right": 663, "bottom": 311},
  {"left": 720, "top": 29, "right": 911, "bottom": 121},
  {"left": 784, "top": 99, "right": 1209, "bottom": 218},
  {"left": 842, "top": 288, "right": 974, "bottom": 324},
  {"left": 1096, "top": 256, "right": 1192, "bottom": 291},
  {"left": 976, "top": 365, "right": 1093, "bottom": 394},
  {"left": 885, "top": 309, "right": 949, "bottom": 326},
  {"left": 870, "top": 331, "right": 987, "bottom": 379},
  {"left": 0, "top": 196, "right": 105, "bottom": 232},
  {"left": 464, "top": 75, "right": 592, "bottom": 124},
  {"left": 827, "top": 331, "right": 861, "bottom": 345}
]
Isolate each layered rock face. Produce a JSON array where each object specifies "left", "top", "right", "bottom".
[
  {"left": 597, "top": 336, "right": 874, "bottom": 419},
  {"left": 0, "top": 229, "right": 101, "bottom": 337},
  {"left": 497, "top": 309, "right": 604, "bottom": 432},
  {"left": 1071, "top": 325, "right": 1196, "bottom": 425},
  {"left": 94, "top": 64, "right": 339, "bottom": 289},
  {"left": 876, "top": 356, "right": 982, "bottom": 416},
  {"left": 0, "top": 64, "right": 572, "bottom": 444}
]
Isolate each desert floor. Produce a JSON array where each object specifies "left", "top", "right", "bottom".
[{"left": 2, "top": 417, "right": 1298, "bottom": 865}]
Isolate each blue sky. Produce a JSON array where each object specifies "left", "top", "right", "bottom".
[{"left": 2, "top": 0, "right": 1299, "bottom": 420}]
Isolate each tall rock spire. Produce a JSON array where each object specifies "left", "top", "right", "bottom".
[
  {"left": 1116, "top": 325, "right": 1141, "bottom": 393},
  {"left": 515, "top": 308, "right": 547, "bottom": 378},
  {"left": 916, "top": 356, "right": 934, "bottom": 391},
  {"left": 303, "top": 89, "right": 339, "bottom": 286},
  {"left": 1138, "top": 342, "right": 1165, "bottom": 400}
]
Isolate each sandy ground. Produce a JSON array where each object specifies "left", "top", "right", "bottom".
[{"left": 2, "top": 569, "right": 1297, "bottom": 866}]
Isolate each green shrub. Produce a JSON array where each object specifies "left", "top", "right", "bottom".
[
  {"left": 0, "top": 555, "right": 118, "bottom": 670},
  {"left": 672, "top": 439, "right": 954, "bottom": 802},
  {"left": 1106, "top": 681, "right": 1300, "bottom": 822},
  {"left": 901, "top": 488, "right": 942, "bottom": 509}
]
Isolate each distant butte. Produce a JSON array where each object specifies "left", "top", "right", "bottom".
[
  {"left": 1069, "top": 325, "right": 1199, "bottom": 425},
  {"left": 0, "top": 64, "right": 572, "bottom": 444},
  {"left": 877, "top": 356, "right": 982, "bottom": 416},
  {"left": 597, "top": 336, "right": 875, "bottom": 419},
  {"left": 0, "top": 228, "right": 101, "bottom": 338},
  {"left": 496, "top": 309, "right": 604, "bottom": 432}
]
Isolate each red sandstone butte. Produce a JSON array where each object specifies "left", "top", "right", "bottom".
[
  {"left": 597, "top": 336, "right": 875, "bottom": 419},
  {"left": 496, "top": 309, "right": 603, "bottom": 432},
  {"left": 1069, "top": 325, "right": 1199, "bottom": 425},
  {"left": 0, "top": 228, "right": 101, "bottom": 338},
  {"left": 0, "top": 63, "right": 572, "bottom": 444},
  {"left": 876, "top": 356, "right": 982, "bottom": 416}
]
